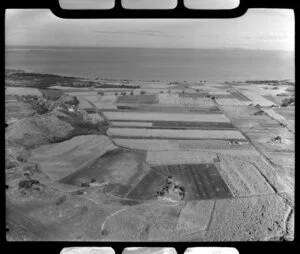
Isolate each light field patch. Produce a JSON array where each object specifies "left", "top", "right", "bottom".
[
  {"left": 108, "top": 128, "right": 246, "bottom": 140},
  {"left": 93, "top": 102, "right": 117, "bottom": 109},
  {"left": 241, "top": 91, "right": 275, "bottom": 106},
  {"left": 216, "top": 155, "right": 274, "bottom": 197},
  {"left": 103, "top": 111, "right": 230, "bottom": 122},
  {"left": 216, "top": 98, "right": 249, "bottom": 106},
  {"left": 175, "top": 200, "right": 215, "bottom": 234},
  {"left": 146, "top": 151, "right": 216, "bottom": 165},
  {"left": 113, "top": 139, "right": 180, "bottom": 150},
  {"left": 67, "top": 92, "right": 97, "bottom": 96},
  {"left": 209, "top": 91, "right": 231, "bottom": 95},
  {"left": 113, "top": 139, "right": 257, "bottom": 155},
  {"left": 29, "top": 135, "right": 117, "bottom": 181},
  {"left": 5, "top": 87, "right": 43, "bottom": 97},
  {"left": 76, "top": 95, "right": 93, "bottom": 109},
  {"left": 174, "top": 139, "right": 250, "bottom": 150}
]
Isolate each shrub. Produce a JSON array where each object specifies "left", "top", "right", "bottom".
[
  {"left": 115, "top": 92, "right": 118, "bottom": 96},
  {"left": 6, "top": 160, "right": 18, "bottom": 169},
  {"left": 98, "top": 92, "right": 104, "bottom": 96},
  {"left": 73, "top": 189, "right": 84, "bottom": 195},
  {"left": 19, "top": 179, "right": 39, "bottom": 189},
  {"left": 56, "top": 195, "right": 67, "bottom": 205},
  {"left": 140, "top": 91, "right": 146, "bottom": 95},
  {"left": 16, "top": 155, "right": 26, "bottom": 162},
  {"left": 281, "top": 97, "right": 295, "bottom": 107},
  {"left": 130, "top": 91, "right": 134, "bottom": 95}
]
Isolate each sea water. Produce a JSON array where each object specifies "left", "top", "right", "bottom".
[{"left": 5, "top": 46, "right": 294, "bottom": 83}]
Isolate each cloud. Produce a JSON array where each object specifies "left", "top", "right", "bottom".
[{"left": 5, "top": 9, "right": 294, "bottom": 51}]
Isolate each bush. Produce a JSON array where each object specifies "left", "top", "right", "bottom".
[
  {"left": 281, "top": 98, "right": 295, "bottom": 107},
  {"left": 19, "top": 179, "right": 39, "bottom": 189},
  {"left": 16, "top": 155, "right": 26, "bottom": 162},
  {"left": 56, "top": 195, "right": 67, "bottom": 205},
  {"left": 130, "top": 91, "right": 134, "bottom": 95},
  {"left": 6, "top": 160, "right": 18, "bottom": 169},
  {"left": 140, "top": 91, "right": 146, "bottom": 95},
  {"left": 73, "top": 189, "right": 84, "bottom": 195},
  {"left": 115, "top": 92, "right": 118, "bottom": 96},
  {"left": 98, "top": 92, "right": 104, "bottom": 96}
]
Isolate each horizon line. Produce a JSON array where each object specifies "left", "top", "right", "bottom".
[{"left": 5, "top": 45, "right": 294, "bottom": 52}]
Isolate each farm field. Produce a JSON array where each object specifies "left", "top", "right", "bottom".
[{"left": 5, "top": 71, "right": 294, "bottom": 241}]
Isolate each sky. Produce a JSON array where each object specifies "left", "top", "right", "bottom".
[
  {"left": 185, "top": 0, "right": 239, "bottom": 9},
  {"left": 5, "top": 9, "right": 294, "bottom": 51},
  {"left": 60, "top": 0, "right": 115, "bottom": 9}
]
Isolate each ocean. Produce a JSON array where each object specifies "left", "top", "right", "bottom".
[{"left": 5, "top": 46, "right": 294, "bottom": 83}]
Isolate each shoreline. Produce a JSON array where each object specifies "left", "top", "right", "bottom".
[{"left": 5, "top": 68, "right": 295, "bottom": 86}]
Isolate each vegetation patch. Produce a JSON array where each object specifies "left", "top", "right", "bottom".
[{"left": 281, "top": 97, "right": 295, "bottom": 107}]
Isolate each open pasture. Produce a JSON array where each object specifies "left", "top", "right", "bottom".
[
  {"left": 6, "top": 87, "right": 43, "bottom": 97},
  {"left": 29, "top": 135, "right": 117, "bottom": 181}
]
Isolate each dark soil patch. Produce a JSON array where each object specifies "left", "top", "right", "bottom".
[
  {"left": 116, "top": 94, "right": 158, "bottom": 104},
  {"left": 152, "top": 121, "right": 235, "bottom": 129},
  {"left": 153, "top": 164, "right": 233, "bottom": 201},
  {"left": 114, "top": 106, "right": 221, "bottom": 113},
  {"left": 179, "top": 93, "right": 208, "bottom": 98},
  {"left": 38, "top": 89, "right": 63, "bottom": 100},
  {"left": 96, "top": 84, "right": 140, "bottom": 89},
  {"left": 261, "top": 95, "right": 281, "bottom": 105},
  {"left": 125, "top": 170, "right": 166, "bottom": 201},
  {"left": 230, "top": 91, "right": 251, "bottom": 101}
]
